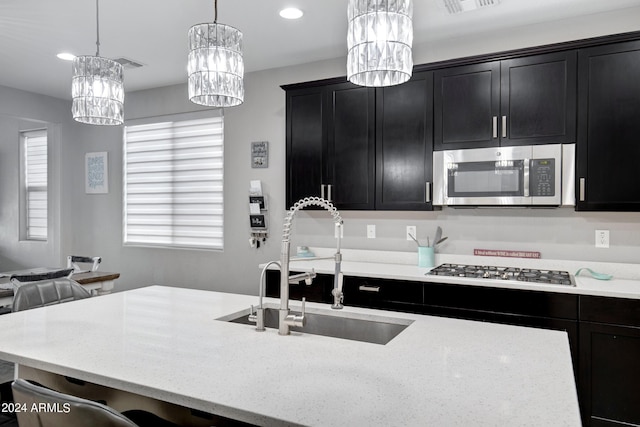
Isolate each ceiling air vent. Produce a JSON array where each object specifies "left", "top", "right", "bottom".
[
  {"left": 113, "top": 57, "right": 144, "bottom": 69},
  {"left": 443, "top": 0, "right": 500, "bottom": 14}
]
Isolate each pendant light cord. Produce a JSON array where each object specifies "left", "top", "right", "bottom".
[
  {"left": 214, "top": 0, "right": 218, "bottom": 23},
  {"left": 95, "top": 0, "right": 101, "bottom": 56}
]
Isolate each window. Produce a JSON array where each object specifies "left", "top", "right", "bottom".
[
  {"left": 123, "top": 112, "right": 224, "bottom": 250},
  {"left": 22, "top": 129, "right": 48, "bottom": 241}
]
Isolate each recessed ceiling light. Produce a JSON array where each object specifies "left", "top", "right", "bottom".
[
  {"left": 57, "top": 52, "right": 76, "bottom": 61},
  {"left": 279, "top": 7, "right": 303, "bottom": 20}
]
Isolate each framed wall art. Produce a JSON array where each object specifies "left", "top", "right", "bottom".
[
  {"left": 85, "top": 151, "right": 109, "bottom": 194},
  {"left": 251, "top": 141, "right": 268, "bottom": 168}
]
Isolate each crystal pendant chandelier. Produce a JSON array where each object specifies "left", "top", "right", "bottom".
[
  {"left": 71, "top": 0, "right": 124, "bottom": 125},
  {"left": 347, "top": 0, "right": 414, "bottom": 87},
  {"left": 188, "top": 0, "right": 244, "bottom": 107}
]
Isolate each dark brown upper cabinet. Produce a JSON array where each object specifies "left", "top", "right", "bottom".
[
  {"left": 326, "top": 83, "right": 376, "bottom": 210},
  {"left": 576, "top": 39, "right": 640, "bottom": 211},
  {"left": 434, "top": 51, "right": 577, "bottom": 150},
  {"left": 375, "top": 71, "right": 434, "bottom": 210},
  {"left": 285, "top": 86, "right": 325, "bottom": 206},
  {"left": 284, "top": 81, "right": 375, "bottom": 210}
]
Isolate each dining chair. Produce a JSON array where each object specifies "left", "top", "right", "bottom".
[
  {"left": 9, "top": 268, "right": 74, "bottom": 287},
  {"left": 11, "top": 278, "right": 91, "bottom": 312},
  {"left": 11, "top": 378, "right": 180, "bottom": 427},
  {"left": 67, "top": 255, "right": 102, "bottom": 273}
]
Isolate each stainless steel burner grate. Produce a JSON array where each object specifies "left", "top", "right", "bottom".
[{"left": 427, "top": 263, "right": 575, "bottom": 286}]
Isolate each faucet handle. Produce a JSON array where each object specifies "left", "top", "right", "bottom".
[
  {"left": 284, "top": 297, "right": 306, "bottom": 328},
  {"left": 248, "top": 305, "right": 265, "bottom": 332}
]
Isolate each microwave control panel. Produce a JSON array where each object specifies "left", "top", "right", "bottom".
[{"left": 529, "top": 159, "right": 555, "bottom": 196}]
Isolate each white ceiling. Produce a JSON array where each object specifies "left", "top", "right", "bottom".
[{"left": 0, "top": 0, "right": 639, "bottom": 100}]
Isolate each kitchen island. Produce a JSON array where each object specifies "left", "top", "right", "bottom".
[{"left": 0, "top": 286, "right": 580, "bottom": 426}]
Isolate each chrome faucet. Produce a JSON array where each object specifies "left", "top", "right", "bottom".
[
  {"left": 279, "top": 197, "right": 344, "bottom": 335},
  {"left": 250, "top": 261, "right": 316, "bottom": 332},
  {"left": 249, "top": 260, "right": 281, "bottom": 331},
  {"left": 249, "top": 197, "right": 344, "bottom": 336}
]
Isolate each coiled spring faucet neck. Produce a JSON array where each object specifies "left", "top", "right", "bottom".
[{"left": 282, "top": 197, "right": 343, "bottom": 243}]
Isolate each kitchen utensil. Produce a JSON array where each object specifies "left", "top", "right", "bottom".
[
  {"left": 408, "top": 233, "right": 421, "bottom": 247},
  {"left": 433, "top": 226, "right": 442, "bottom": 248},
  {"left": 434, "top": 237, "right": 448, "bottom": 246},
  {"left": 574, "top": 268, "right": 613, "bottom": 280}
]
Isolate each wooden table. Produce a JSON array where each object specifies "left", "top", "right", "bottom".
[{"left": 0, "top": 270, "right": 120, "bottom": 308}]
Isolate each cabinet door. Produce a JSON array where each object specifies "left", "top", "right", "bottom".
[
  {"left": 579, "top": 322, "right": 640, "bottom": 427},
  {"left": 376, "top": 71, "right": 434, "bottom": 210},
  {"left": 501, "top": 51, "right": 577, "bottom": 146},
  {"left": 285, "top": 87, "right": 325, "bottom": 207},
  {"left": 434, "top": 61, "right": 500, "bottom": 150},
  {"left": 577, "top": 40, "right": 640, "bottom": 211},
  {"left": 326, "top": 83, "right": 375, "bottom": 209}
]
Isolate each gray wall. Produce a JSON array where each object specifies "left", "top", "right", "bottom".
[{"left": 1, "top": 8, "right": 639, "bottom": 296}]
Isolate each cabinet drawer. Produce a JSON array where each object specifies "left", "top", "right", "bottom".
[
  {"left": 424, "top": 282, "right": 578, "bottom": 320},
  {"left": 580, "top": 296, "right": 640, "bottom": 327},
  {"left": 343, "top": 277, "right": 423, "bottom": 313}
]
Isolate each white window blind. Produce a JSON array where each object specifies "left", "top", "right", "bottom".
[
  {"left": 23, "top": 130, "right": 48, "bottom": 240},
  {"left": 123, "top": 113, "right": 224, "bottom": 250}
]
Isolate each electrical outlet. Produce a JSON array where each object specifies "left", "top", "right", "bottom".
[
  {"left": 367, "top": 225, "right": 376, "bottom": 239},
  {"left": 595, "top": 230, "right": 610, "bottom": 248},
  {"left": 406, "top": 226, "right": 416, "bottom": 241}
]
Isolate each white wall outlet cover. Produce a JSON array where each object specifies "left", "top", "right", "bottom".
[
  {"left": 406, "top": 226, "right": 416, "bottom": 241},
  {"left": 367, "top": 225, "right": 376, "bottom": 239},
  {"left": 595, "top": 230, "right": 610, "bottom": 248}
]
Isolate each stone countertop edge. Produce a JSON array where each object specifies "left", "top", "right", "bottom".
[
  {"left": 0, "top": 286, "right": 581, "bottom": 427},
  {"left": 259, "top": 247, "right": 640, "bottom": 299}
]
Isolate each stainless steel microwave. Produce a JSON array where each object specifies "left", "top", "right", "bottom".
[{"left": 433, "top": 144, "right": 575, "bottom": 207}]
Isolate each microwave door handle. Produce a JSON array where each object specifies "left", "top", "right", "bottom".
[{"left": 523, "top": 159, "right": 530, "bottom": 197}]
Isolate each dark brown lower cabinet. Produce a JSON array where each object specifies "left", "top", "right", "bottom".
[
  {"left": 265, "top": 270, "right": 334, "bottom": 304},
  {"left": 579, "top": 296, "right": 640, "bottom": 427},
  {"left": 264, "top": 271, "right": 640, "bottom": 426}
]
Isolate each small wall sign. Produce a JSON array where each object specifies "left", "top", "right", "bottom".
[
  {"left": 474, "top": 249, "right": 541, "bottom": 259},
  {"left": 251, "top": 141, "right": 268, "bottom": 168},
  {"left": 250, "top": 214, "right": 266, "bottom": 229}
]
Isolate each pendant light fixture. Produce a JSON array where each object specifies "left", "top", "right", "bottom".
[
  {"left": 188, "top": 0, "right": 244, "bottom": 107},
  {"left": 72, "top": 0, "right": 124, "bottom": 125},
  {"left": 347, "top": 0, "right": 414, "bottom": 87}
]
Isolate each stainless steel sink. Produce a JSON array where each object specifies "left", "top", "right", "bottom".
[{"left": 219, "top": 306, "right": 413, "bottom": 345}]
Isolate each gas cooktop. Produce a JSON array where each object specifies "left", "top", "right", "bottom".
[{"left": 427, "top": 263, "right": 575, "bottom": 286}]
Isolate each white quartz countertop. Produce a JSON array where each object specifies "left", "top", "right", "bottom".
[
  {"left": 0, "top": 286, "right": 580, "bottom": 426},
  {"left": 268, "top": 248, "right": 640, "bottom": 299}
]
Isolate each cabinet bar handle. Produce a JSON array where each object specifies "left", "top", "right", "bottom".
[
  {"left": 425, "top": 182, "right": 432, "bottom": 203},
  {"left": 327, "top": 184, "right": 333, "bottom": 202},
  {"left": 321, "top": 184, "right": 325, "bottom": 199},
  {"left": 501, "top": 116, "right": 507, "bottom": 138},
  {"left": 358, "top": 285, "right": 380, "bottom": 293},
  {"left": 492, "top": 116, "right": 498, "bottom": 138},
  {"left": 579, "top": 178, "right": 586, "bottom": 202}
]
